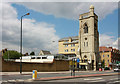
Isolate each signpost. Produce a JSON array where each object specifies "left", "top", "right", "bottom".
[{"left": 77, "top": 58, "right": 80, "bottom": 71}]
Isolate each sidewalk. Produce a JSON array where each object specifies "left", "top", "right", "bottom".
[
  {"left": 2, "top": 71, "right": 71, "bottom": 76},
  {"left": 1, "top": 70, "right": 113, "bottom": 76}
]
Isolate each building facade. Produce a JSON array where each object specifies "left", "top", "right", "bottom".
[
  {"left": 58, "top": 36, "right": 79, "bottom": 58},
  {"left": 58, "top": 5, "right": 100, "bottom": 70},
  {"left": 99, "top": 46, "right": 120, "bottom": 68}
]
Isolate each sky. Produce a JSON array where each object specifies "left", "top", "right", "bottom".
[{"left": 1, "top": 2, "right": 119, "bottom": 55}]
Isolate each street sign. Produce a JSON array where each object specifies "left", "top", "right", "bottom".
[{"left": 77, "top": 58, "right": 80, "bottom": 63}]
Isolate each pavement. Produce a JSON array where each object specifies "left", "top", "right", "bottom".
[
  {"left": 1, "top": 71, "right": 74, "bottom": 76},
  {"left": 1, "top": 70, "right": 113, "bottom": 76}
]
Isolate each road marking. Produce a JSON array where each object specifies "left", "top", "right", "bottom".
[
  {"left": 24, "top": 79, "right": 33, "bottom": 82},
  {"left": 8, "top": 80, "right": 16, "bottom": 82},
  {"left": 108, "top": 80, "right": 120, "bottom": 84},
  {"left": 16, "top": 79, "right": 24, "bottom": 82},
  {"left": 110, "top": 78, "right": 119, "bottom": 80},
  {"left": 2, "top": 80, "right": 7, "bottom": 82},
  {"left": 90, "top": 80, "right": 105, "bottom": 82},
  {"left": 84, "top": 78, "right": 103, "bottom": 80}
]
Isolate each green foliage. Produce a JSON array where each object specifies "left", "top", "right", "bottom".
[
  {"left": 101, "top": 60, "right": 105, "bottom": 68},
  {"left": 3, "top": 50, "right": 21, "bottom": 59},
  {"left": 30, "top": 51, "right": 35, "bottom": 55}
]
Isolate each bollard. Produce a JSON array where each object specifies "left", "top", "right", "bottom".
[
  {"left": 32, "top": 70, "right": 37, "bottom": 80},
  {"left": 102, "top": 68, "right": 104, "bottom": 71}
]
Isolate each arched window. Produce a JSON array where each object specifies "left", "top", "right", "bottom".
[
  {"left": 84, "top": 55, "right": 88, "bottom": 63},
  {"left": 84, "top": 23, "right": 88, "bottom": 33}
]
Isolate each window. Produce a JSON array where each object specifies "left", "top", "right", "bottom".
[
  {"left": 37, "top": 57, "right": 41, "bottom": 59},
  {"left": 42, "top": 57, "right": 47, "bottom": 59},
  {"left": 108, "top": 60, "right": 109, "bottom": 63},
  {"left": 107, "top": 55, "right": 109, "bottom": 57},
  {"left": 84, "top": 23, "right": 88, "bottom": 33},
  {"left": 65, "top": 44, "right": 68, "bottom": 47},
  {"left": 103, "top": 55, "right": 104, "bottom": 57},
  {"left": 85, "top": 38, "right": 87, "bottom": 40},
  {"left": 71, "top": 49, "right": 75, "bottom": 52},
  {"left": 84, "top": 42, "right": 85, "bottom": 47},
  {"left": 84, "top": 59, "right": 88, "bottom": 63},
  {"left": 31, "top": 57, "right": 35, "bottom": 59},
  {"left": 71, "top": 44, "right": 75, "bottom": 47},
  {"left": 65, "top": 49, "right": 68, "bottom": 52},
  {"left": 84, "top": 55, "right": 87, "bottom": 58},
  {"left": 86, "top": 42, "right": 88, "bottom": 46}
]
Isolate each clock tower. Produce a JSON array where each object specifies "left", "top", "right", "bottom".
[{"left": 77, "top": 5, "right": 100, "bottom": 70}]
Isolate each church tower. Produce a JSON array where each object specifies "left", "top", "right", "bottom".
[{"left": 77, "top": 5, "right": 100, "bottom": 70}]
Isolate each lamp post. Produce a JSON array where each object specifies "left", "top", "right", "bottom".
[{"left": 20, "top": 13, "right": 30, "bottom": 74}]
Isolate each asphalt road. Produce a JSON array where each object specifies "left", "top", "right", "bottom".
[
  {"left": 46, "top": 75, "right": 120, "bottom": 83},
  {"left": 2, "top": 71, "right": 120, "bottom": 84},
  {"left": 2, "top": 75, "right": 120, "bottom": 84}
]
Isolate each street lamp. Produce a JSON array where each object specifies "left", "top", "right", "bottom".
[{"left": 20, "top": 13, "right": 30, "bottom": 74}]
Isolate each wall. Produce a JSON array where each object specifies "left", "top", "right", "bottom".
[{"left": 2, "top": 58, "right": 69, "bottom": 72}]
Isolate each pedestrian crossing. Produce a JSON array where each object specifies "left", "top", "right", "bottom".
[
  {"left": 84, "top": 77, "right": 120, "bottom": 83},
  {"left": 84, "top": 78, "right": 105, "bottom": 82},
  {"left": 2, "top": 79, "right": 28, "bottom": 83}
]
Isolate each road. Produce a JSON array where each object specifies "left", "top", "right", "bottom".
[
  {"left": 1, "top": 71, "right": 120, "bottom": 84},
  {"left": 46, "top": 75, "right": 120, "bottom": 83},
  {"left": 2, "top": 75, "right": 120, "bottom": 84}
]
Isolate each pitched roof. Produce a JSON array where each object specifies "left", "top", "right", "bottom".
[
  {"left": 99, "top": 46, "right": 112, "bottom": 52},
  {"left": 40, "top": 50, "right": 51, "bottom": 55}
]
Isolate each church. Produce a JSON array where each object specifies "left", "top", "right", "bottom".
[{"left": 58, "top": 5, "right": 100, "bottom": 71}]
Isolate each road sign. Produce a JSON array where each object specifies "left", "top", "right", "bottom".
[{"left": 77, "top": 58, "right": 80, "bottom": 63}]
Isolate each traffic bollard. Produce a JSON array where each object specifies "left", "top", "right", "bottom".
[{"left": 32, "top": 70, "right": 37, "bottom": 80}]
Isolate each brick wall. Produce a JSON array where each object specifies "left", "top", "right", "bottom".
[{"left": 2, "top": 58, "right": 69, "bottom": 72}]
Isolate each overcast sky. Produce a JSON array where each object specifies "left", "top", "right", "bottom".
[{"left": 1, "top": 1, "right": 119, "bottom": 55}]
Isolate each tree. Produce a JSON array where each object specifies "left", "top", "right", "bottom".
[
  {"left": 101, "top": 60, "right": 105, "bottom": 68},
  {"left": 3, "top": 50, "right": 21, "bottom": 59},
  {"left": 30, "top": 51, "right": 35, "bottom": 55}
]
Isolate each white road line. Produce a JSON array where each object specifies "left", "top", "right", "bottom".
[
  {"left": 2, "top": 80, "right": 8, "bottom": 82},
  {"left": 110, "top": 78, "right": 119, "bottom": 80},
  {"left": 16, "top": 79, "right": 24, "bottom": 82},
  {"left": 84, "top": 78, "right": 103, "bottom": 80},
  {"left": 24, "top": 79, "right": 33, "bottom": 82},
  {"left": 108, "top": 80, "right": 120, "bottom": 84},
  {"left": 8, "top": 80, "right": 16, "bottom": 82},
  {"left": 90, "top": 80, "right": 105, "bottom": 82},
  {"left": 2, "top": 80, "right": 7, "bottom": 82}
]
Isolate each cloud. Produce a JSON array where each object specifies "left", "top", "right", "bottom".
[
  {"left": 99, "top": 34, "right": 119, "bottom": 49},
  {"left": 15, "top": 2, "right": 118, "bottom": 20},
  {"left": 2, "top": 3, "right": 60, "bottom": 54},
  {"left": 113, "top": 37, "right": 120, "bottom": 49}
]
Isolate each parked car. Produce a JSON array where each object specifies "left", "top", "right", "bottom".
[
  {"left": 114, "top": 64, "right": 120, "bottom": 72},
  {"left": 104, "top": 67, "right": 110, "bottom": 70},
  {"left": 114, "top": 68, "right": 120, "bottom": 72}
]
